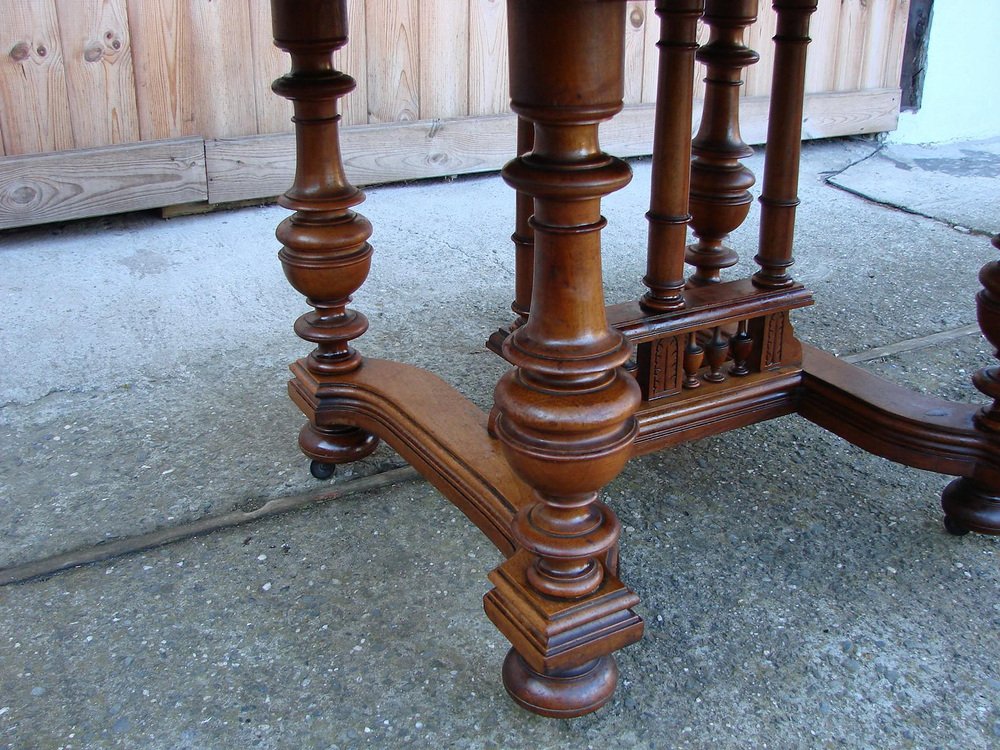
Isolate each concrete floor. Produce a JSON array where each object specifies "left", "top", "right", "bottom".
[{"left": 0, "top": 137, "right": 998, "bottom": 749}]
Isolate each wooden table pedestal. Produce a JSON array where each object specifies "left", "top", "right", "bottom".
[{"left": 269, "top": 0, "right": 1000, "bottom": 718}]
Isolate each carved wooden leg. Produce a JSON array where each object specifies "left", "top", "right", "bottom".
[
  {"left": 483, "top": 0, "right": 643, "bottom": 717},
  {"left": 271, "top": 0, "right": 379, "bottom": 478},
  {"left": 753, "top": 0, "right": 817, "bottom": 290},
  {"left": 685, "top": 0, "right": 758, "bottom": 286},
  {"left": 510, "top": 116, "right": 535, "bottom": 330},
  {"left": 941, "top": 234, "right": 1000, "bottom": 535},
  {"left": 641, "top": 0, "right": 704, "bottom": 312}
]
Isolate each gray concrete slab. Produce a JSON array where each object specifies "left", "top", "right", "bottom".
[
  {"left": 1, "top": 137, "right": 999, "bottom": 747},
  {"left": 827, "top": 139, "right": 1000, "bottom": 236}
]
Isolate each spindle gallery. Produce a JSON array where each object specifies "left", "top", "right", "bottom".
[{"left": 270, "top": 0, "right": 1000, "bottom": 718}]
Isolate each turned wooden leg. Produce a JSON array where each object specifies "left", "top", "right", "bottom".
[
  {"left": 271, "top": 0, "right": 379, "bottom": 478},
  {"left": 753, "top": 0, "right": 817, "bottom": 290},
  {"left": 685, "top": 0, "right": 758, "bottom": 286},
  {"left": 641, "top": 0, "right": 704, "bottom": 312},
  {"left": 483, "top": 0, "right": 643, "bottom": 718},
  {"left": 510, "top": 116, "right": 535, "bottom": 330},
  {"left": 941, "top": 234, "right": 1000, "bottom": 535}
]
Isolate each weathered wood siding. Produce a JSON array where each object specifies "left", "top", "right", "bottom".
[{"left": 0, "top": 0, "right": 910, "bottom": 228}]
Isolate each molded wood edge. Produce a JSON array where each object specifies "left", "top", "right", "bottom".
[
  {"left": 286, "top": 357, "right": 533, "bottom": 556},
  {"left": 798, "top": 344, "right": 1000, "bottom": 480}
]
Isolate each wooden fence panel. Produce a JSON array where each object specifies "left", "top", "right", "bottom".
[
  {"left": 0, "top": 0, "right": 74, "bottom": 155},
  {"left": 468, "top": 0, "right": 508, "bottom": 116},
  {"left": 623, "top": 1, "right": 648, "bottom": 105},
  {"left": 336, "top": 0, "right": 371, "bottom": 127},
  {"left": 365, "top": 0, "right": 420, "bottom": 123},
  {"left": 54, "top": 0, "right": 139, "bottom": 149},
  {"left": 419, "top": 0, "right": 469, "bottom": 119},
  {"left": 127, "top": 0, "right": 257, "bottom": 140},
  {"left": 0, "top": 0, "right": 912, "bottom": 226},
  {"left": 248, "top": 0, "right": 290, "bottom": 136}
]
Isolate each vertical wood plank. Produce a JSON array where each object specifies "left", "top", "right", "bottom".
[
  {"left": 128, "top": 0, "right": 257, "bottom": 140},
  {"left": 54, "top": 0, "right": 140, "bottom": 149},
  {"left": 0, "top": 0, "right": 74, "bottom": 155},
  {"left": 248, "top": 0, "right": 290, "bottom": 135},
  {"left": 861, "top": 0, "right": 894, "bottom": 90},
  {"left": 881, "top": 0, "right": 911, "bottom": 90},
  {"left": 365, "top": 0, "right": 420, "bottom": 123},
  {"left": 333, "top": 0, "right": 370, "bottom": 127},
  {"left": 468, "top": 0, "right": 509, "bottom": 116},
  {"left": 623, "top": 1, "right": 648, "bottom": 104},
  {"left": 640, "top": 0, "right": 658, "bottom": 104},
  {"left": 804, "top": 0, "right": 841, "bottom": 93},
  {"left": 833, "top": 0, "right": 867, "bottom": 91},
  {"left": 419, "top": 0, "right": 469, "bottom": 119},
  {"left": 744, "top": 0, "right": 777, "bottom": 98}
]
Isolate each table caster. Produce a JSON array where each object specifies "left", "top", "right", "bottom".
[{"left": 309, "top": 460, "right": 336, "bottom": 480}]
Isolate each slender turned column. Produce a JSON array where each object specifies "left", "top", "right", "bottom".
[
  {"left": 753, "top": 0, "right": 817, "bottom": 289},
  {"left": 685, "top": 0, "right": 758, "bottom": 286},
  {"left": 510, "top": 117, "right": 535, "bottom": 329},
  {"left": 271, "top": 0, "right": 378, "bottom": 475},
  {"left": 485, "top": 0, "right": 643, "bottom": 717},
  {"left": 942, "top": 234, "right": 1000, "bottom": 536},
  {"left": 641, "top": 0, "right": 705, "bottom": 312}
]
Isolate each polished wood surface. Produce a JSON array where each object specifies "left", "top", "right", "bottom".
[{"left": 270, "top": 0, "right": 998, "bottom": 719}]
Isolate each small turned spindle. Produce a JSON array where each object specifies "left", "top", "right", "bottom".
[
  {"left": 729, "top": 319, "right": 753, "bottom": 376},
  {"left": 485, "top": 0, "right": 643, "bottom": 718},
  {"left": 641, "top": 0, "right": 705, "bottom": 312},
  {"left": 683, "top": 332, "right": 705, "bottom": 388},
  {"left": 272, "top": 0, "right": 379, "bottom": 470},
  {"left": 685, "top": 0, "right": 758, "bottom": 286},
  {"left": 703, "top": 326, "right": 728, "bottom": 383},
  {"left": 753, "top": 0, "right": 818, "bottom": 289}
]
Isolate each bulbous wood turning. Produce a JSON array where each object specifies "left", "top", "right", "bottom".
[
  {"left": 685, "top": 0, "right": 758, "bottom": 285},
  {"left": 485, "top": 0, "right": 643, "bottom": 718},
  {"left": 942, "top": 235, "right": 1000, "bottom": 536},
  {"left": 641, "top": 0, "right": 705, "bottom": 311},
  {"left": 272, "top": 0, "right": 379, "bottom": 467},
  {"left": 972, "top": 235, "right": 1000, "bottom": 432},
  {"left": 753, "top": 0, "right": 818, "bottom": 289}
]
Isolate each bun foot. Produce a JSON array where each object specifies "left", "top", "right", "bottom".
[
  {"left": 941, "top": 477, "right": 1000, "bottom": 536},
  {"left": 299, "top": 423, "right": 379, "bottom": 466},
  {"left": 501, "top": 649, "right": 619, "bottom": 718}
]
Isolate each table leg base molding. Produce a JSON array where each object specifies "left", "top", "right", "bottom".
[
  {"left": 501, "top": 651, "right": 619, "bottom": 719},
  {"left": 941, "top": 478, "right": 1000, "bottom": 536},
  {"left": 485, "top": 548, "right": 643, "bottom": 716}
]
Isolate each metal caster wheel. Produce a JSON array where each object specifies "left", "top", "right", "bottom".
[
  {"left": 309, "top": 460, "right": 336, "bottom": 480},
  {"left": 943, "top": 516, "right": 970, "bottom": 536}
]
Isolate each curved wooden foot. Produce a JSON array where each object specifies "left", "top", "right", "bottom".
[
  {"left": 941, "top": 478, "right": 1000, "bottom": 536},
  {"left": 502, "top": 650, "right": 618, "bottom": 718},
  {"left": 298, "top": 422, "right": 379, "bottom": 469}
]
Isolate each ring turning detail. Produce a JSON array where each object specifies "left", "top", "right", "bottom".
[{"left": 270, "top": 0, "right": 1000, "bottom": 718}]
